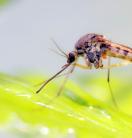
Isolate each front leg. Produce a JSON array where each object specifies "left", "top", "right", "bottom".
[
  {"left": 94, "top": 58, "right": 103, "bottom": 69},
  {"left": 73, "top": 63, "right": 91, "bottom": 69}
]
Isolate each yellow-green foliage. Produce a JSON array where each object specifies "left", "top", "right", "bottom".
[
  {"left": 0, "top": 72, "right": 132, "bottom": 138},
  {"left": 0, "top": 0, "right": 9, "bottom": 5}
]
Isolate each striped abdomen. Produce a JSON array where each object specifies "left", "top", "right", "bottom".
[{"left": 105, "top": 41, "right": 132, "bottom": 61}]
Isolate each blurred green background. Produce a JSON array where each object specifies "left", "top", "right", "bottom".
[
  {"left": 0, "top": 0, "right": 132, "bottom": 138},
  {"left": 0, "top": 69, "right": 132, "bottom": 138},
  {"left": 0, "top": 0, "right": 8, "bottom": 5}
]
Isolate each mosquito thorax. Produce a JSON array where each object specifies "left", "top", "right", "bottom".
[
  {"left": 75, "top": 34, "right": 105, "bottom": 55},
  {"left": 74, "top": 33, "right": 106, "bottom": 68}
]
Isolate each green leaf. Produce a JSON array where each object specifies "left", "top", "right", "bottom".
[
  {"left": 0, "top": 0, "right": 9, "bottom": 6},
  {"left": 0, "top": 72, "right": 132, "bottom": 138}
]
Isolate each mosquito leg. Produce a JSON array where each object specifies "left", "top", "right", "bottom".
[
  {"left": 107, "top": 57, "right": 118, "bottom": 109},
  {"left": 56, "top": 64, "right": 75, "bottom": 97},
  {"left": 74, "top": 61, "right": 130, "bottom": 70},
  {"left": 102, "top": 61, "right": 131, "bottom": 69},
  {"left": 37, "top": 61, "right": 130, "bottom": 87},
  {"left": 36, "top": 71, "right": 73, "bottom": 87},
  {"left": 72, "top": 63, "right": 92, "bottom": 70},
  {"left": 46, "top": 64, "right": 76, "bottom": 104}
]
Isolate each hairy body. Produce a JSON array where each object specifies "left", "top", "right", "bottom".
[{"left": 74, "top": 33, "right": 132, "bottom": 69}]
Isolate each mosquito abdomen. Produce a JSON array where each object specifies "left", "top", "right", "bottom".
[{"left": 107, "top": 42, "right": 132, "bottom": 61}]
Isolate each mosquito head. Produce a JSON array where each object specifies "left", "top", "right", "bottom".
[{"left": 67, "top": 51, "right": 77, "bottom": 64}]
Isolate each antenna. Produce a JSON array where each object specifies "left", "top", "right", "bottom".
[{"left": 50, "top": 38, "right": 68, "bottom": 57}]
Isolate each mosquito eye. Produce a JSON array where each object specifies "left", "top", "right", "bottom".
[{"left": 67, "top": 53, "right": 75, "bottom": 63}]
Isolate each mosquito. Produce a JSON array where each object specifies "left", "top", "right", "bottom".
[{"left": 36, "top": 33, "right": 132, "bottom": 107}]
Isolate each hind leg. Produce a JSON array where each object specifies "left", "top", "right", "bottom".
[{"left": 107, "top": 57, "right": 118, "bottom": 109}]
